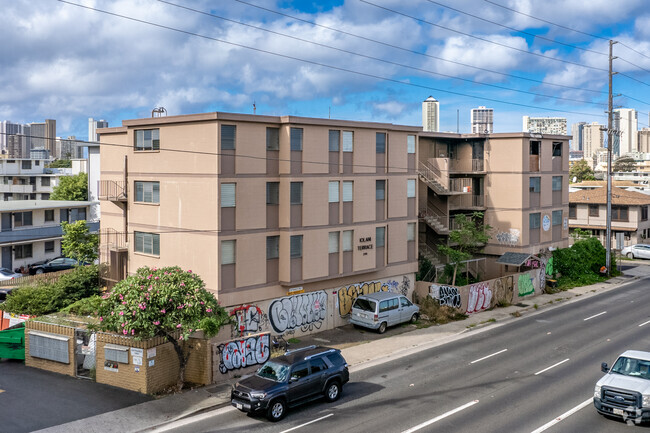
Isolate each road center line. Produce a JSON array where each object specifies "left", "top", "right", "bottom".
[
  {"left": 639, "top": 320, "right": 650, "bottom": 327},
  {"left": 535, "top": 358, "right": 569, "bottom": 375},
  {"left": 280, "top": 413, "right": 334, "bottom": 433},
  {"left": 530, "top": 398, "right": 592, "bottom": 433},
  {"left": 470, "top": 349, "right": 508, "bottom": 364},
  {"left": 401, "top": 400, "right": 479, "bottom": 433},
  {"left": 583, "top": 311, "right": 606, "bottom": 321}
]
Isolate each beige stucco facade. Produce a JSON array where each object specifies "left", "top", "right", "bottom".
[{"left": 99, "top": 112, "right": 418, "bottom": 315}]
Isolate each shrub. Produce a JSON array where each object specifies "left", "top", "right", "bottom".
[
  {"left": 60, "top": 295, "right": 103, "bottom": 316},
  {"left": 419, "top": 296, "right": 467, "bottom": 324},
  {"left": 57, "top": 264, "right": 101, "bottom": 303},
  {"left": 552, "top": 237, "right": 605, "bottom": 280}
]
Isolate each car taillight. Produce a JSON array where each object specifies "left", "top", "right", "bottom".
[{"left": 374, "top": 314, "right": 378, "bottom": 321}]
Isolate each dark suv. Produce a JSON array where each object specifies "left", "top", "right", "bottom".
[{"left": 231, "top": 345, "right": 349, "bottom": 421}]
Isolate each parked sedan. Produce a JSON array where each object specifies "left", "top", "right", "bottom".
[
  {"left": 0, "top": 268, "right": 23, "bottom": 281},
  {"left": 621, "top": 244, "right": 650, "bottom": 259},
  {"left": 29, "top": 257, "right": 83, "bottom": 274}
]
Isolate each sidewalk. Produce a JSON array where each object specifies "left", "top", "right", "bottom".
[{"left": 36, "top": 274, "right": 638, "bottom": 433}]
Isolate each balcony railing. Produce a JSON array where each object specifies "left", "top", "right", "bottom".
[
  {"left": 449, "top": 159, "right": 485, "bottom": 173},
  {"left": 99, "top": 180, "right": 127, "bottom": 202},
  {"left": 449, "top": 194, "right": 485, "bottom": 210}
]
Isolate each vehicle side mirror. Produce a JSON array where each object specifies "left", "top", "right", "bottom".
[
  {"left": 290, "top": 375, "right": 299, "bottom": 383},
  {"left": 601, "top": 362, "right": 609, "bottom": 373}
]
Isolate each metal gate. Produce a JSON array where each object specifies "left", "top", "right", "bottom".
[{"left": 75, "top": 329, "right": 96, "bottom": 379}]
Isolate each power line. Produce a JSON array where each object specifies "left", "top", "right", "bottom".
[
  {"left": 358, "top": 0, "right": 608, "bottom": 72},
  {"left": 55, "top": 0, "right": 608, "bottom": 118},
  {"left": 156, "top": 0, "right": 605, "bottom": 107},
  {"left": 233, "top": 0, "right": 607, "bottom": 95}
]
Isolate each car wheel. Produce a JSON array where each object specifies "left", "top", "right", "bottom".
[
  {"left": 266, "top": 399, "right": 286, "bottom": 422},
  {"left": 627, "top": 252, "right": 634, "bottom": 259},
  {"left": 35, "top": 268, "right": 44, "bottom": 274},
  {"left": 410, "top": 313, "right": 419, "bottom": 324},
  {"left": 377, "top": 322, "right": 387, "bottom": 334},
  {"left": 325, "top": 381, "right": 341, "bottom": 402}
]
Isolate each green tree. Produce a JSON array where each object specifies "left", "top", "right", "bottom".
[
  {"left": 48, "top": 159, "right": 72, "bottom": 168},
  {"left": 51, "top": 172, "right": 88, "bottom": 201},
  {"left": 569, "top": 159, "right": 595, "bottom": 183},
  {"left": 437, "top": 212, "right": 492, "bottom": 286},
  {"left": 97, "top": 266, "right": 231, "bottom": 390},
  {"left": 61, "top": 220, "right": 98, "bottom": 263},
  {"left": 613, "top": 156, "right": 636, "bottom": 172}
]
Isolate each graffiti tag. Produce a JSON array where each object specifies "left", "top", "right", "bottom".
[
  {"left": 230, "top": 305, "right": 265, "bottom": 337},
  {"left": 269, "top": 291, "right": 327, "bottom": 333},
  {"left": 430, "top": 284, "right": 462, "bottom": 308},
  {"left": 518, "top": 273, "right": 535, "bottom": 297},
  {"left": 218, "top": 334, "right": 270, "bottom": 374},
  {"left": 493, "top": 275, "right": 514, "bottom": 306},
  {"left": 495, "top": 229, "right": 520, "bottom": 246},
  {"left": 338, "top": 281, "right": 390, "bottom": 316},
  {"left": 467, "top": 282, "right": 492, "bottom": 314}
]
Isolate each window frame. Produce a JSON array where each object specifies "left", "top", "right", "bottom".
[
  {"left": 135, "top": 129, "right": 160, "bottom": 151},
  {"left": 221, "top": 240, "right": 236, "bottom": 265},
  {"left": 134, "top": 232, "right": 160, "bottom": 256},
  {"left": 329, "top": 130, "right": 340, "bottom": 152},
  {"left": 328, "top": 232, "right": 340, "bottom": 254},
  {"left": 290, "top": 182, "right": 303, "bottom": 205},
  {"left": 552, "top": 176, "right": 562, "bottom": 191},
  {"left": 552, "top": 210, "right": 562, "bottom": 226},
  {"left": 529, "top": 177, "right": 540, "bottom": 193},
  {"left": 14, "top": 211, "right": 32, "bottom": 227},
  {"left": 266, "top": 236, "right": 279, "bottom": 260},
  {"left": 376, "top": 132, "right": 386, "bottom": 154},
  {"left": 290, "top": 128, "right": 303, "bottom": 151},
  {"left": 135, "top": 181, "right": 160, "bottom": 204},
  {"left": 407, "top": 135, "right": 416, "bottom": 154},
  {"left": 552, "top": 141, "right": 562, "bottom": 157},
  {"left": 44, "top": 209, "right": 54, "bottom": 222},
  {"left": 342, "top": 131, "right": 353, "bottom": 152},
  {"left": 15, "top": 244, "right": 32, "bottom": 259},
  {"left": 266, "top": 127, "right": 279, "bottom": 151},
  {"left": 376, "top": 226, "right": 386, "bottom": 248},
  {"left": 529, "top": 212, "right": 541, "bottom": 229},
  {"left": 407, "top": 179, "right": 416, "bottom": 198},
  {"left": 569, "top": 204, "right": 576, "bottom": 219},
  {"left": 220, "top": 125, "right": 236, "bottom": 150},
  {"left": 266, "top": 182, "right": 279, "bottom": 205},
  {"left": 588, "top": 204, "right": 599, "bottom": 217},
  {"left": 290, "top": 235, "right": 303, "bottom": 258},
  {"left": 220, "top": 183, "right": 236, "bottom": 208},
  {"left": 376, "top": 180, "right": 386, "bottom": 200},
  {"left": 328, "top": 181, "right": 339, "bottom": 203}
]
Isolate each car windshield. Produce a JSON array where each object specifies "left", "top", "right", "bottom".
[
  {"left": 256, "top": 361, "right": 289, "bottom": 382},
  {"left": 353, "top": 298, "right": 376, "bottom": 312},
  {"left": 0, "top": 269, "right": 13, "bottom": 276},
  {"left": 610, "top": 356, "right": 650, "bottom": 379}
]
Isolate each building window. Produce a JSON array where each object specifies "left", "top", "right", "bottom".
[
  {"left": 407, "top": 223, "right": 416, "bottom": 241},
  {"left": 407, "top": 135, "right": 416, "bottom": 154},
  {"left": 135, "top": 232, "right": 160, "bottom": 255},
  {"left": 407, "top": 179, "right": 416, "bottom": 198},
  {"left": 290, "top": 128, "right": 303, "bottom": 151},
  {"left": 589, "top": 204, "right": 599, "bottom": 217},
  {"left": 329, "top": 181, "right": 339, "bottom": 203},
  {"left": 266, "top": 127, "right": 279, "bottom": 150},
  {"left": 45, "top": 241, "right": 55, "bottom": 253},
  {"left": 342, "top": 181, "right": 353, "bottom": 202},
  {"left": 342, "top": 131, "right": 353, "bottom": 152},
  {"left": 376, "top": 180, "right": 386, "bottom": 200},
  {"left": 41, "top": 177, "right": 50, "bottom": 186},
  {"left": 552, "top": 176, "right": 562, "bottom": 191},
  {"left": 552, "top": 142, "right": 562, "bottom": 156},
  {"left": 529, "top": 177, "right": 540, "bottom": 193},
  {"left": 266, "top": 236, "right": 279, "bottom": 260},
  {"left": 530, "top": 141, "right": 540, "bottom": 155},
  {"left": 14, "top": 211, "right": 32, "bottom": 227},
  {"left": 328, "top": 232, "right": 340, "bottom": 253},
  {"left": 221, "top": 240, "right": 236, "bottom": 265},
  {"left": 266, "top": 182, "right": 279, "bottom": 205},
  {"left": 220, "top": 125, "right": 236, "bottom": 150},
  {"left": 612, "top": 205, "right": 629, "bottom": 222},
  {"left": 290, "top": 182, "right": 303, "bottom": 205},
  {"left": 290, "top": 235, "right": 303, "bottom": 258},
  {"left": 376, "top": 227, "right": 385, "bottom": 247},
  {"left": 529, "top": 213, "right": 541, "bottom": 229},
  {"left": 342, "top": 230, "right": 353, "bottom": 251},
  {"left": 642, "top": 205, "right": 648, "bottom": 221},
  {"left": 15, "top": 244, "right": 32, "bottom": 259},
  {"left": 221, "top": 183, "right": 236, "bottom": 208},
  {"left": 22, "top": 160, "right": 31, "bottom": 170},
  {"left": 569, "top": 204, "right": 576, "bottom": 219},
  {"left": 135, "top": 181, "right": 160, "bottom": 203},
  {"left": 41, "top": 193, "right": 50, "bottom": 200},
  {"left": 552, "top": 210, "right": 562, "bottom": 226},
  {"left": 135, "top": 129, "right": 160, "bottom": 151},
  {"left": 329, "top": 130, "right": 340, "bottom": 151},
  {"left": 376, "top": 133, "right": 386, "bottom": 154},
  {"left": 44, "top": 209, "right": 54, "bottom": 222}
]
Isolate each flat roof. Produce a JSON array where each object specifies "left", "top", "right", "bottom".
[{"left": 0, "top": 200, "right": 96, "bottom": 212}]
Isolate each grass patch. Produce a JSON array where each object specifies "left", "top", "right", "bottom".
[
  {"left": 511, "top": 311, "right": 522, "bottom": 317},
  {"left": 466, "top": 323, "right": 477, "bottom": 328},
  {"left": 418, "top": 296, "right": 468, "bottom": 325},
  {"left": 533, "top": 304, "right": 539, "bottom": 310},
  {"left": 288, "top": 338, "right": 301, "bottom": 344}
]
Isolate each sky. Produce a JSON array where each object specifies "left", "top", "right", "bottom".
[{"left": 2, "top": 0, "right": 650, "bottom": 141}]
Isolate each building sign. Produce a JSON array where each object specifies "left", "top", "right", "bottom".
[
  {"left": 288, "top": 287, "right": 304, "bottom": 295},
  {"left": 542, "top": 215, "right": 551, "bottom": 231},
  {"left": 357, "top": 237, "right": 373, "bottom": 255}
]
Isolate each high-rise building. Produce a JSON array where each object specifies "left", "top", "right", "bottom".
[
  {"left": 582, "top": 122, "right": 604, "bottom": 167},
  {"left": 639, "top": 128, "right": 650, "bottom": 153},
  {"left": 56, "top": 136, "right": 77, "bottom": 159},
  {"left": 471, "top": 106, "right": 493, "bottom": 134},
  {"left": 29, "top": 119, "right": 56, "bottom": 154},
  {"left": 571, "top": 122, "right": 586, "bottom": 151},
  {"left": 422, "top": 96, "right": 439, "bottom": 132},
  {"left": 613, "top": 108, "right": 638, "bottom": 156},
  {"left": 523, "top": 116, "right": 567, "bottom": 135},
  {"left": 88, "top": 118, "right": 109, "bottom": 142}
]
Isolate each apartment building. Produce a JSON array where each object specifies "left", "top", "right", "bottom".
[
  {"left": 471, "top": 106, "right": 493, "bottom": 134},
  {"left": 0, "top": 159, "right": 62, "bottom": 201},
  {"left": 418, "top": 132, "right": 570, "bottom": 276},
  {"left": 0, "top": 200, "right": 98, "bottom": 271},
  {"left": 523, "top": 116, "right": 567, "bottom": 135},
  {"left": 98, "top": 112, "right": 419, "bottom": 311}
]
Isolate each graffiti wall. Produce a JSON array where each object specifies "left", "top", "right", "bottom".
[
  {"left": 430, "top": 285, "right": 462, "bottom": 308},
  {"left": 269, "top": 291, "right": 328, "bottom": 333},
  {"left": 216, "top": 333, "right": 271, "bottom": 374},
  {"left": 230, "top": 305, "right": 267, "bottom": 337},
  {"left": 467, "top": 282, "right": 492, "bottom": 314}
]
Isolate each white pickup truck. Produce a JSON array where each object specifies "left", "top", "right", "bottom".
[{"left": 594, "top": 350, "right": 650, "bottom": 424}]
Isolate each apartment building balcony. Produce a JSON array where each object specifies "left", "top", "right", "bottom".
[
  {"left": 448, "top": 158, "right": 485, "bottom": 174},
  {"left": 99, "top": 180, "right": 127, "bottom": 202},
  {"left": 419, "top": 160, "right": 483, "bottom": 195},
  {"left": 449, "top": 194, "right": 486, "bottom": 210},
  {"left": 0, "top": 184, "right": 34, "bottom": 194},
  {"left": 0, "top": 222, "right": 100, "bottom": 245}
]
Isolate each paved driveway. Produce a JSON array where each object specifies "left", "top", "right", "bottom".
[{"left": 0, "top": 359, "right": 151, "bottom": 433}]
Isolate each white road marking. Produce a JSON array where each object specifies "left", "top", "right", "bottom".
[
  {"left": 280, "top": 413, "right": 334, "bottom": 433},
  {"left": 470, "top": 349, "right": 508, "bottom": 364},
  {"left": 534, "top": 358, "right": 569, "bottom": 375},
  {"left": 639, "top": 320, "right": 650, "bottom": 327},
  {"left": 152, "top": 406, "right": 236, "bottom": 432},
  {"left": 529, "top": 398, "right": 592, "bottom": 433},
  {"left": 401, "top": 400, "right": 479, "bottom": 433},
  {"left": 583, "top": 311, "right": 607, "bottom": 321}
]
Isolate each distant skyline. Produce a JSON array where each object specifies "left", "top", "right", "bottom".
[{"left": 1, "top": 0, "right": 649, "bottom": 140}]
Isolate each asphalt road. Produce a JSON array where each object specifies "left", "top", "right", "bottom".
[
  {"left": 161, "top": 272, "right": 650, "bottom": 433},
  {"left": 0, "top": 359, "right": 151, "bottom": 433}
]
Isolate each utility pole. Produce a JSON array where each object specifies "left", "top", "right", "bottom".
[{"left": 606, "top": 40, "right": 618, "bottom": 276}]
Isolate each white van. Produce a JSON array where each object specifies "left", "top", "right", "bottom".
[{"left": 349, "top": 292, "right": 419, "bottom": 334}]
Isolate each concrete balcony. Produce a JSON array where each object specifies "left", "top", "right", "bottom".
[{"left": 99, "top": 180, "right": 127, "bottom": 202}]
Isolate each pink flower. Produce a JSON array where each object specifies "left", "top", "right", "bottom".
[
  {"left": 160, "top": 309, "right": 166, "bottom": 314},
  {"left": 200, "top": 301, "right": 205, "bottom": 305},
  {"left": 123, "top": 329, "right": 128, "bottom": 335},
  {"left": 179, "top": 335, "right": 184, "bottom": 340},
  {"left": 147, "top": 274, "right": 152, "bottom": 280},
  {"left": 176, "top": 324, "right": 182, "bottom": 328},
  {"left": 206, "top": 308, "right": 212, "bottom": 313},
  {"left": 132, "top": 311, "right": 136, "bottom": 316},
  {"left": 153, "top": 321, "right": 160, "bottom": 325},
  {"left": 119, "top": 311, "right": 124, "bottom": 316},
  {"left": 99, "top": 317, "right": 103, "bottom": 322},
  {"left": 131, "top": 329, "right": 135, "bottom": 335},
  {"left": 180, "top": 282, "right": 185, "bottom": 287},
  {"left": 111, "top": 311, "right": 114, "bottom": 316},
  {"left": 177, "top": 305, "right": 184, "bottom": 309},
  {"left": 122, "top": 301, "right": 127, "bottom": 305},
  {"left": 188, "top": 270, "right": 192, "bottom": 273},
  {"left": 154, "top": 276, "right": 159, "bottom": 280}
]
